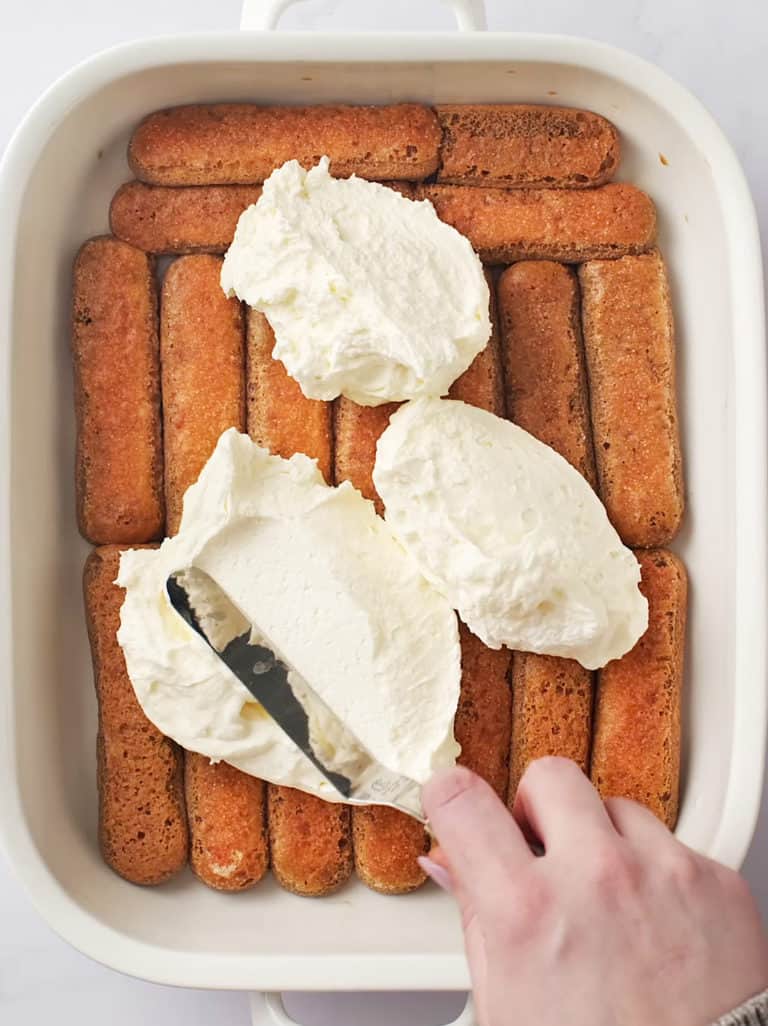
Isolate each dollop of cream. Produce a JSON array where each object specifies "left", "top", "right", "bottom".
[
  {"left": 220, "top": 157, "right": 491, "bottom": 407},
  {"left": 117, "top": 429, "right": 461, "bottom": 798},
  {"left": 373, "top": 398, "right": 648, "bottom": 670}
]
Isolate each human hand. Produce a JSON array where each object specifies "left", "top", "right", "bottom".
[{"left": 420, "top": 758, "right": 768, "bottom": 1026}]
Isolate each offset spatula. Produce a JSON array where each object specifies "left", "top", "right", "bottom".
[{"left": 166, "top": 568, "right": 426, "bottom": 824}]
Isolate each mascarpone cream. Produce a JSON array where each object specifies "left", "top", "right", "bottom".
[
  {"left": 373, "top": 398, "right": 648, "bottom": 670},
  {"left": 117, "top": 429, "right": 461, "bottom": 798},
  {"left": 220, "top": 157, "right": 491, "bottom": 407}
]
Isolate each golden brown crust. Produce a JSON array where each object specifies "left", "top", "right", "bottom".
[
  {"left": 246, "top": 310, "right": 333, "bottom": 486},
  {"left": 591, "top": 549, "right": 687, "bottom": 829},
  {"left": 497, "top": 261, "right": 597, "bottom": 486},
  {"left": 455, "top": 624, "right": 512, "bottom": 800},
  {"left": 333, "top": 398, "right": 427, "bottom": 893},
  {"left": 496, "top": 260, "right": 596, "bottom": 801},
  {"left": 448, "top": 268, "right": 505, "bottom": 416},
  {"left": 161, "top": 254, "right": 246, "bottom": 535},
  {"left": 335, "top": 279, "right": 509, "bottom": 888},
  {"left": 338, "top": 270, "right": 511, "bottom": 889},
  {"left": 383, "top": 181, "right": 416, "bottom": 199},
  {"left": 245, "top": 309, "right": 350, "bottom": 896},
  {"left": 509, "top": 654, "right": 594, "bottom": 801},
  {"left": 333, "top": 399, "right": 400, "bottom": 515},
  {"left": 185, "top": 753, "right": 268, "bottom": 891},
  {"left": 84, "top": 546, "right": 188, "bottom": 885},
  {"left": 128, "top": 104, "right": 441, "bottom": 186},
  {"left": 450, "top": 279, "right": 512, "bottom": 800},
  {"left": 419, "top": 183, "right": 656, "bottom": 264},
  {"left": 159, "top": 253, "right": 266, "bottom": 887},
  {"left": 268, "top": 788, "right": 353, "bottom": 897},
  {"left": 110, "top": 181, "right": 262, "bottom": 254},
  {"left": 351, "top": 806, "right": 430, "bottom": 894},
  {"left": 72, "top": 237, "right": 164, "bottom": 544},
  {"left": 579, "top": 251, "right": 684, "bottom": 547},
  {"left": 436, "top": 104, "right": 620, "bottom": 189}
]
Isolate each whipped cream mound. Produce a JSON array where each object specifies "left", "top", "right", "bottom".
[
  {"left": 117, "top": 429, "right": 461, "bottom": 798},
  {"left": 373, "top": 399, "right": 648, "bottom": 670},
  {"left": 220, "top": 157, "right": 491, "bottom": 407}
]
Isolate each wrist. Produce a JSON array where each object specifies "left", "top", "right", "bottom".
[{"left": 711, "top": 987, "right": 768, "bottom": 1026}]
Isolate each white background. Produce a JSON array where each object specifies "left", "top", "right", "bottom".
[{"left": 2, "top": 1, "right": 768, "bottom": 1023}]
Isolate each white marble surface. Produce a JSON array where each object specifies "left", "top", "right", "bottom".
[{"left": 2, "top": 1, "right": 768, "bottom": 1023}]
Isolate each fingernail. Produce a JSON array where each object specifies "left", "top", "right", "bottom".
[{"left": 418, "top": 855, "right": 453, "bottom": 892}]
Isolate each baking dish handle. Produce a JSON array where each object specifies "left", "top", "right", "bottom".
[
  {"left": 240, "top": 0, "right": 487, "bottom": 31},
  {"left": 249, "top": 992, "right": 477, "bottom": 1025}
]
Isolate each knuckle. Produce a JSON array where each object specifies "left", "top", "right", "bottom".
[
  {"left": 492, "top": 872, "right": 553, "bottom": 941},
  {"left": 664, "top": 849, "right": 702, "bottom": 890},
  {"left": 589, "top": 841, "right": 640, "bottom": 893}
]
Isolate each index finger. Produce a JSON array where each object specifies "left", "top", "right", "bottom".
[
  {"left": 512, "top": 757, "right": 617, "bottom": 853},
  {"left": 423, "top": 766, "right": 533, "bottom": 906}
]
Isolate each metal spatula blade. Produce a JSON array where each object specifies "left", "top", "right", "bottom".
[{"left": 166, "top": 568, "right": 426, "bottom": 824}]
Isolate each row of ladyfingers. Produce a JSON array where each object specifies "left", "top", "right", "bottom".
[
  {"left": 110, "top": 179, "right": 655, "bottom": 263},
  {"left": 72, "top": 243, "right": 683, "bottom": 551},
  {"left": 127, "top": 103, "right": 620, "bottom": 190},
  {"left": 87, "top": 535, "right": 684, "bottom": 893},
  {"left": 75, "top": 239, "right": 685, "bottom": 894},
  {"left": 111, "top": 101, "right": 647, "bottom": 261}
]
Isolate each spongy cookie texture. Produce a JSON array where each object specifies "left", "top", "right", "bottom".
[
  {"left": 84, "top": 546, "right": 188, "bottom": 885},
  {"left": 437, "top": 104, "right": 620, "bottom": 189},
  {"left": 591, "top": 549, "right": 687, "bottom": 828}
]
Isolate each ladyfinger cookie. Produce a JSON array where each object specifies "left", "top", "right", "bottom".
[
  {"left": 497, "top": 260, "right": 597, "bottom": 800},
  {"left": 352, "top": 806, "right": 429, "bottom": 895},
  {"left": 333, "top": 400, "right": 400, "bottom": 517},
  {"left": 161, "top": 254, "right": 246, "bottom": 535},
  {"left": 110, "top": 181, "right": 262, "bottom": 254},
  {"left": 185, "top": 754, "right": 268, "bottom": 891},
  {"left": 420, "top": 183, "right": 656, "bottom": 264},
  {"left": 508, "top": 654, "right": 594, "bottom": 799},
  {"left": 455, "top": 624, "right": 512, "bottom": 800},
  {"left": 333, "top": 400, "right": 427, "bottom": 893},
  {"left": 497, "top": 261, "right": 596, "bottom": 485},
  {"left": 268, "top": 787, "right": 352, "bottom": 897},
  {"left": 160, "top": 254, "right": 268, "bottom": 889},
  {"left": 579, "top": 251, "right": 684, "bottom": 547},
  {"left": 84, "top": 546, "right": 188, "bottom": 885},
  {"left": 129, "top": 104, "right": 441, "bottom": 186},
  {"left": 436, "top": 104, "right": 620, "bottom": 189},
  {"left": 449, "top": 268, "right": 505, "bottom": 415},
  {"left": 591, "top": 549, "right": 687, "bottom": 828},
  {"left": 72, "top": 237, "right": 164, "bottom": 544},
  {"left": 246, "top": 310, "right": 333, "bottom": 487},
  {"left": 246, "top": 309, "right": 351, "bottom": 897},
  {"left": 450, "top": 276, "right": 512, "bottom": 799},
  {"left": 340, "top": 278, "right": 513, "bottom": 888},
  {"left": 110, "top": 181, "right": 412, "bottom": 256}
]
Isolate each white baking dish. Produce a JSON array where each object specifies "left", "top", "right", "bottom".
[{"left": 0, "top": 0, "right": 765, "bottom": 1020}]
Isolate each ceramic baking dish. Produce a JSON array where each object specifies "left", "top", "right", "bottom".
[{"left": 0, "top": 0, "right": 765, "bottom": 1021}]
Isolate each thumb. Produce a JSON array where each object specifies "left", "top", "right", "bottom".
[{"left": 421, "top": 766, "right": 533, "bottom": 912}]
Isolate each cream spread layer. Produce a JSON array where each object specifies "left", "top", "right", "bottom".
[
  {"left": 373, "top": 398, "right": 648, "bottom": 670},
  {"left": 117, "top": 429, "right": 461, "bottom": 798},
  {"left": 220, "top": 157, "right": 491, "bottom": 407}
]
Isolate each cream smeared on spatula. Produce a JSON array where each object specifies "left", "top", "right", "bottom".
[{"left": 117, "top": 429, "right": 461, "bottom": 799}]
